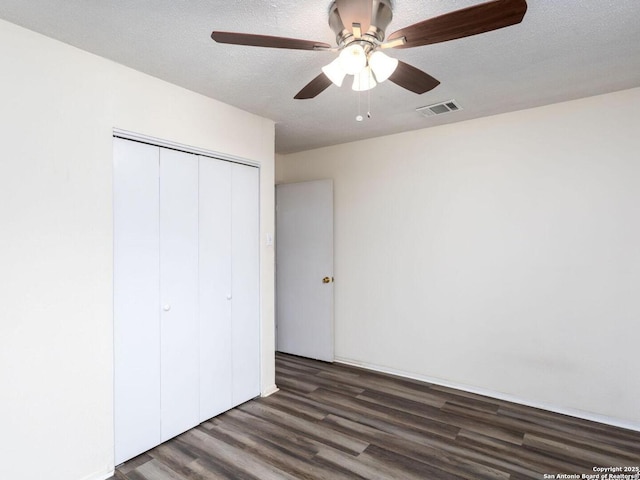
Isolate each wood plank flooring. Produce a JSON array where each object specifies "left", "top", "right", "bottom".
[{"left": 110, "top": 353, "right": 640, "bottom": 480}]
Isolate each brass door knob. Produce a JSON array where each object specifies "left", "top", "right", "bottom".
[{"left": 322, "top": 277, "right": 332, "bottom": 284}]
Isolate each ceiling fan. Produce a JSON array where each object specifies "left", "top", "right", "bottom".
[{"left": 211, "top": 0, "right": 527, "bottom": 100}]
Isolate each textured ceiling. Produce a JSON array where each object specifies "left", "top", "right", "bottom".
[{"left": 1, "top": 1, "right": 639, "bottom": 153}]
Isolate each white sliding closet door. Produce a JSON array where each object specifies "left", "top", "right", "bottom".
[
  {"left": 199, "top": 160, "right": 260, "bottom": 415},
  {"left": 199, "top": 158, "right": 233, "bottom": 421},
  {"left": 113, "top": 139, "right": 161, "bottom": 465},
  {"left": 231, "top": 163, "right": 260, "bottom": 405},
  {"left": 159, "top": 149, "right": 200, "bottom": 441},
  {"left": 114, "top": 137, "right": 261, "bottom": 463}
]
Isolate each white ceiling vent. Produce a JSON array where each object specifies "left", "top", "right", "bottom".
[{"left": 416, "top": 100, "right": 463, "bottom": 117}]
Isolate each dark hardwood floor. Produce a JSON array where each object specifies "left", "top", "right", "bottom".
[{"left": 111, "top": 353, "right": 640, "bottom": 480}]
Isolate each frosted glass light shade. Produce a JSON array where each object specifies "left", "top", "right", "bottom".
[
  {"left": 339, "top": 44, "right": 367, "bottom": 75},
  {"left": 322, "top": 57, "right": 347, "bottom": 87},
  {"left": 352, "top": 66, "right": 377, "bottom": 91},
  {"left": 369, "top": 51, "right": 399, "bottom": 82}
]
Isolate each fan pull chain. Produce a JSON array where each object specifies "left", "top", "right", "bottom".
[
  {"left": 355, "top": 74, "right": 373, "bottom": 122},
  {"left": 356, "top": 87, "right": 363, "bottom": 122}
]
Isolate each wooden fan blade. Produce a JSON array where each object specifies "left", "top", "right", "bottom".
[
  {"left": 388, "top": 0, "right": 527, "bottom": 49},
  {"left": 294, "top": 73, "right": 333, "bottom": 100},
  {"left": 336, "top": 0, "right": 371, "bottom": 35},
  {"left": 211, "top": 31, "right": 331, "bottom": 50},
  {"left": 388, "top": 61, "right": 440, "bottom": 94}
]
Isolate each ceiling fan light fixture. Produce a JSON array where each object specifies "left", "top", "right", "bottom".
[
  {"left": 212, "top": 0, "right": 529, "bottom": 101},
  {"left": 369, "top": 50, "right": 398, "bottom": 83},
  {"left": 321, "top": 57, "right": 347, "bottom": 87},
  {"left": 352, "top": 66, "right": 377, "bottom": 92},
  {"left": 338, "top": 43, "right": 367, "bottom": 75}
]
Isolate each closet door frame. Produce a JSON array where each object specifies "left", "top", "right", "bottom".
[{"left": 113, "top": 129, "right": 260, "bottom": 168}]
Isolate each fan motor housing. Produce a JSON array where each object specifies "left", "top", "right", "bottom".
[{"left": 329, "top": 0, "right": 393, "bottom": 46}]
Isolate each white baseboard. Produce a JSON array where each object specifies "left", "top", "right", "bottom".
[
  {"left": 261, "top": 384, "right": 280, "bottom": 398},
  {"left": 80, "top": 468, "right": 114, "bottom": 480},
  {"left": 335, "top": 356, "right": 640, "bottom": 433}
]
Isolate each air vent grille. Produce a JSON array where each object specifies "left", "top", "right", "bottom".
[{"left": 416, "top": 100, "right": 463, "bottom": 117}]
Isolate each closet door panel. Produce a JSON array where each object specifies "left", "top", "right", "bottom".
[
  {"left": 159, "top": 148, "right": 200, "bottom": 441},
  {"left": 113, "top": 138, "right": 161, "bottom": 464},
  {"left": 231, "top": 164, "right": 261, "bottom": 405},
  {"left": 198, "top": 158, "right": 233, "bottom": 421}
]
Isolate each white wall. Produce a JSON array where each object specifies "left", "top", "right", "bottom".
[
  {"left": 277, "top": 87, "right": 640, "bottom": 429},
  {"left": 0, "top": 19, "right": 275, "bottom": 480}
]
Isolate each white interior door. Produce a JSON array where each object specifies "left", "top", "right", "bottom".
[
  {"left": 198, "top": 157, "right": 233, "bottom": 420},
  {"left": 159, "top": 148, "right": 200, "bottom": 441},
  {"left": 276, "top": 180, "right": 334, "bottom": 362},
  {"left": 113, "top": 139, "right": 161, "bottom": 464},
  {"left": 231, "top": 163, "right": 261, "bottom": 404}
]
